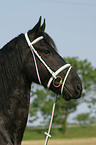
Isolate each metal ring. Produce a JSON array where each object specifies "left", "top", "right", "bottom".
[{"left": 53, "top": 76, "right": 62, "bottom": 88}]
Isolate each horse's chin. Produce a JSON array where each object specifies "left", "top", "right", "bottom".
[
  {"left": 62, "top": 87, "right": 73, "bottom": 101},
  {"left": 62, "top": 93, "right": 72, "bottom": 101},
  {"left": 64, "top": 97, "right": 71, "bottom": 101}
]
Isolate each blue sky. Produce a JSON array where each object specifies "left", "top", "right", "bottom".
[
  {"left": 0, "top": 0, "right": 96, "bottom": 123},
  {"left": 0, "top": 0, "right": 96, "bottom": 67}
]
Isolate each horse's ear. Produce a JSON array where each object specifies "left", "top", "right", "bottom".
[
  {"left": 29, "top": 16, "right": 41, "bottom": 34},
  {"left": 40, "top": 18, "right": 46, "bottom": 32}
]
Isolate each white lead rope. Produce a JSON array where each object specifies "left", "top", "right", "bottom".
[{"left": 44, "top": 95, "right": 57, "bottom": 145}]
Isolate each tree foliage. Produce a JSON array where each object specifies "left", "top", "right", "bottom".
[{"left": 74, "top": 113, "right": 90, "bottom": 127}]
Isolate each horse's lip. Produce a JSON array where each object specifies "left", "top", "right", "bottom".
[{"left": 62, "top": 86, "right": 73, "bottom": 100}]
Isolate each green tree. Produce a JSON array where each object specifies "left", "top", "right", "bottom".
[
  {"left": 74, "top": 113, "right": 90, "bottom": 127},
  {"left": 87, "top": 97, "right": 96, "bottom": 123},
  {"left": 29, "top": 88, "right": 52, "bottom": 124},
  {"left": 29, "top": 57, "right": 96, "bottom": 133},
  {"left": 54, "top": 97, "right": 79, "bottom": 133},
  {"left": 89, "top": 116, "right": 96, "bottom": 124}
]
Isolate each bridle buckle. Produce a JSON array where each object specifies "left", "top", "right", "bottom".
[{"left": 53, "top": 76, "right": 62, "bottom": 88}]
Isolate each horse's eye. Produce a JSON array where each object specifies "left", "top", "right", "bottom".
[{"left": 44, "top": 50, "right": 50, "bottom": 55}]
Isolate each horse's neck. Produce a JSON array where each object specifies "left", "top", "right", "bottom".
[
  {"left": 9, "top": 74, "right": 31, "bottom": 143},
  {"left": 0, "top": 71, "right": 31, "bottom": 144},
  {"left": 0, "top": 59, "right": 31, "bottom": 110},
  {"left": 0, "top": 44, "right": 31, "bottom": 143}
]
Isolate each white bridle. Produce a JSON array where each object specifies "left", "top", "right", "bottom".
[
  {"left": 25, "top": 32, "right": 73, "bottom": 145},
  {"left": 25, "top": 33, "right": 72, "bottom": 95}
]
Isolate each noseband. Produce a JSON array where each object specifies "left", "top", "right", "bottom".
[{"left": 25, "top": 33, "right": 72, "bottom": 95}]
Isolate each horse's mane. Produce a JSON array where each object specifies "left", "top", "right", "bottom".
[
  {"left": 0, "top": 34, "right": 23, "bottom": 64},
  {"left": 0, "top": 34, "right": 24, "bottom": 105}
]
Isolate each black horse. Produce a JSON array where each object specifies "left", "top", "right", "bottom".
[{"left": 0, "top": 17, "right": 82, "bottom": 145}]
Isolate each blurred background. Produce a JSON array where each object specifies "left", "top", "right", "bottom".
[{"left": 0, "top": 0, "right": 96, "bottom": 144}]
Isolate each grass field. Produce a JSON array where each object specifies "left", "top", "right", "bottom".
[
  {"left": 22, "top": 124, "right": 96, "bottom": 145},
  {"left": 22, "top": 138, "right": 96, "bottom": 145},
  {"left": 23, "top": 124, "right": 96, "bottom": 140}
]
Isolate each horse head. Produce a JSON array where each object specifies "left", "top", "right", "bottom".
[{"left": 24, "top": 17, "right": 82, "bottom": 101}]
